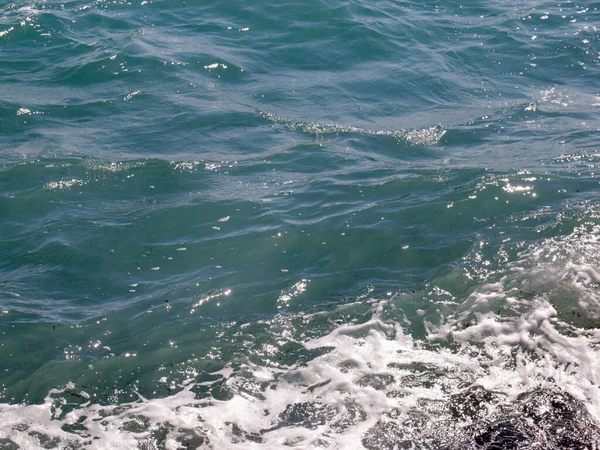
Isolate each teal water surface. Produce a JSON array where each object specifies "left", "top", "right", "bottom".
[{"left": 2, "top": 0, "right": 600, "bottom": 448}]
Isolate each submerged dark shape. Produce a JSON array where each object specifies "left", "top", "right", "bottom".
[
  {"left": 359, "top": 387, "right": 600, "bottom": 449},
  {"left": 474, "top": 422, "right": 527, "bottom": 449},
  {"left": 470, "top": 388, "right": 600, "bottom": 449},
  {"left": 278, "top": 401, "right": 337, "bottom": 430},
  {"left": 362, "top": 420, "right": 412, "bottom": 450}
]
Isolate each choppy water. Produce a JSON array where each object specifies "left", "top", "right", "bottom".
[{"left": 1, "top": 0, "right": 600, "bottom": 448}]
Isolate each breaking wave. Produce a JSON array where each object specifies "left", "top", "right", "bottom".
[{"left": 260, "top": 112, "right": 447, "bottom": 146}]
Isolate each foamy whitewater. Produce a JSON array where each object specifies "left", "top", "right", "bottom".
[{"left": 2, "top": 222, "right": 600, "bottom": 448}]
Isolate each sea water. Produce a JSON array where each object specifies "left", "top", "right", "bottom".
[{"left": 1, "top": 0, "right": 600, "bottom": 448}]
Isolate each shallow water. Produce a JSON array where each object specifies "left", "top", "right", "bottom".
[{"left": 1, "top": 0, "right": 600, "bottom": 448}]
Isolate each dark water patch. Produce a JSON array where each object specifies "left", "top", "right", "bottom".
[{"left": 471, "top": 389, "right": 600, "bottom": 449}]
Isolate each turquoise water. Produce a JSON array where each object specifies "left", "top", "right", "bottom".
[{"left": 2, "top": 0, "right": 600, "bottom": 448}]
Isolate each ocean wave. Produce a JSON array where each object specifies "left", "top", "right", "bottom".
[{"left": 260, "top": 112, "right": 446, "bottom": 146}]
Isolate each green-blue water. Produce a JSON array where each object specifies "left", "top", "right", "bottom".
[{"left": 2, "top": 0, "right": 600, "bottom": 448}]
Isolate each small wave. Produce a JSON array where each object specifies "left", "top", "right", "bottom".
[
  {"left": 44, "top": 179, "right": 87, "bottom": 190},
  {"left": 123, "top": 90, "right": 141, "bottom": 102},
  {"left": 0, "top": 26, "right": 14, "bottom": 38},
  {"left": 16, "top": 107, "right": 44, "bottom": 116},
  {"left": 260, "top": 112, "right": 446, "bottom": 146}
]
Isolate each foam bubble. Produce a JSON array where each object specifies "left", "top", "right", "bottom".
[
  {"left": 123, "top": 90, "right": 141, "bottom": 102},
  {"left": 260, "top": 112, "right": 446, "bottom": 146},
  {"left": 0, "top": 27, "right": 14, "bottom": 38},
  {"left": 44, "top": 179, "right": 88, "bottom": 190}
]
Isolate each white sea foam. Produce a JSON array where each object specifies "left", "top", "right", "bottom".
[
  {"left": 260, "top": 112, "right": 446, "bottom": 146},
  {"left": 203, "top": 63, "right": 228, "bottom": 70},
  {"left": 0, "top": 27, "right": 14, "bottom": 38},
  {"left": 44, "top": 179, "right": 88, "bottom": 190},
  {"left": 123, "top": 90, "right": 141, "bottom": 101}
]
